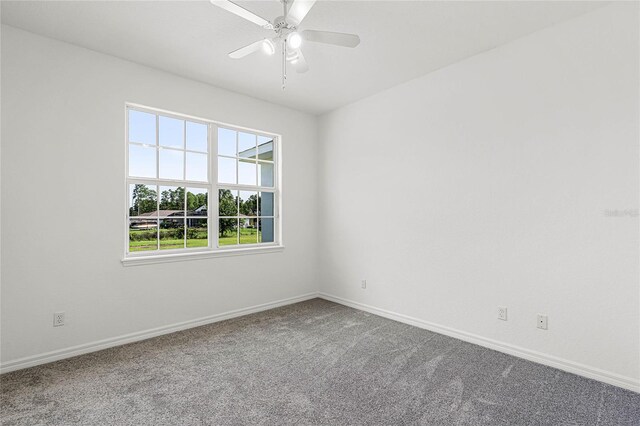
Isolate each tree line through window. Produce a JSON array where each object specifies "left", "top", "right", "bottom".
[
  {"left": 129, "top": 185, "right": 208, "bottom": 251},
  {"left": 218, "top": 189, "right": 274, "bottom": 246}
]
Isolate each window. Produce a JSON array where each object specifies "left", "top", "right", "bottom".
[{"left": 125, "top": 105, "right": 280, "bottom": 262}]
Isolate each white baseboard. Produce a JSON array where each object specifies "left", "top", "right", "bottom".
[
  {"left": 318, "top": 292, "right": 640, "bottom": 393},
  {"left": 0, "top": 292, "right": 320, "bottom": 374},
  {"left": 4, "top": 291, "right": 638, "bottom": 393}
]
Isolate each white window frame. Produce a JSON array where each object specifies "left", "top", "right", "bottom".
[{"left": 122, "top": 103, "right": 283, "bottom": 266}]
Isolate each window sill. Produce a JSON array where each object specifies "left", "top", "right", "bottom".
[{"left": 121, "top": 245, "right": 285, "bottom": 267}]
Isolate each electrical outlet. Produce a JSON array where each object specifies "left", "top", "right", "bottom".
[
  {"left": 537, "top": 314, "right": 548, "bottom": 330},
  {"left": 361, "top": 280, "right": 367, "bottom": 289},
  {"left": 498, "top": 306, "right": 508, "bottom": 321},
  {"left": 53, "top": 312, "right": 65, "bottom": 327}
]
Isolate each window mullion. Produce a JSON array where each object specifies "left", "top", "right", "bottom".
[
  {"left": 155, "top": 184, "right": 160, "bottom": 250},
  {"left": 211, "top": 123, "right": 219, "bottom": 249},
  {"left": 128, "top": 178, "right": 209, "bottom": 188},
  {"left": 155, "top": 115, "right": 160, "bottom": 251},
  {"left": 235, "top": 131, "right": 239, "bottom": 186},
  {"left": 216, "top": 184, "right": 275, "bottom": 192},
  {"left": 183, "top": 121, "right": 187, "bottom": 249}
]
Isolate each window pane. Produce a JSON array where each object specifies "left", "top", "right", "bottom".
[
  {"left": 186, "top": 121, "right": 207, "bottom": 152},
  {"left": 129, "top": 184, "right": 157, "bottom": 216},
  {"left": 187, "top": 219, "right": 208, "bottom": 248},
  {"left": 239, "top": 218, "right": 258, "bottom": 244},
  {"left": 128, "top": 110, "right": 156, "bottom": 145},
  {"left": 219, "top": 218, "right": 238, "bottom": 246},
  {"left": 187, "top": 188, "right": 207, "bottom": 216},
  {"left": 238, "top": 160, "right": 257, "bottom": 186},
  {"left": 219, "top": 189, "right": 238, "bottom": 216},
  {"left": 186, "top": 152, "right": 207, "bottom": 182},
  {"left": 129, "top": 144, "right": 156, "bottom": 178},
  {"left": 257, "top": 136, "right": 274, "bottom": 161},
  {"left": 239, "top": 191, "right": 258, "bottom": 216},
  {"left": 159, "top": 186, "right": 185, "bottom": 212},
  {"left": 259, "top": 218, "right": 274, "bottom": 243},
  {"left": 259, "top": 192, "right": 274, "bottom": 216},
  {"left": 218, "top": 128, "right": 236, "bottom": 157},
  {"left": 159, "top": 148, "right": 184, "bottom": 180},
  {"left": 238, "top": 132, "right": 257, "bottom": 158},
  {"left": 160, "top": 218, "right": 185, "bottom": 250},
  {"left": 218, "top": 157, "right": 236, "bottom": 184},
  {"left": 129, "top": 218, "right": 158, "bottom": 252},
  {"left": 159, "top": 116, "right": 184, "bottom": 149},
  {"left": 257, "top": 161, "right": 274, "bottom": 187}
]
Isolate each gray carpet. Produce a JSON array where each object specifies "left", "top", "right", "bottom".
[{"left": 1, "top": 299, "right": 639, "bottom": 425}]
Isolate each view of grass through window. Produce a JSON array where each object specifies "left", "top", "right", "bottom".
[
  {"left": 129, "top": 185, "right": 208, "bottom": 252},
  {"left": 218, "top": 189, "right": 274, "bottom": 246}
]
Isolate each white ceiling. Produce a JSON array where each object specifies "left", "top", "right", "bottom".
[{"left": 1, "top": 0, "right": 606, "bottom": 114}]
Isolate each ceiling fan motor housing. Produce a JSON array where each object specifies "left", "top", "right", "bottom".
[{"left": 274, "top": 16, "right": 295, "bottom": 33}]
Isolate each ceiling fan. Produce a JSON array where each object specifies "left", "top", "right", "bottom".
[{"left": 210, "top": 0, "right": 360, "bottom": 89}]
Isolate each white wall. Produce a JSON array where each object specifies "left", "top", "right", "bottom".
[
  {"left": 0, "top": 26, "right": 319, "bottom": 365},
  {"left": 2, "top": 3, "right": 639, "bottom": 392},
  {"left": 319, "top": 3, "right": 639, "bottom": 388}
]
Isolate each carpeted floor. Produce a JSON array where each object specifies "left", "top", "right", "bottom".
[{"left": 1, "top": 299, "right": 639, "bottom": 425}]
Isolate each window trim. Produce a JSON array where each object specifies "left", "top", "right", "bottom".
[
  {"left": 122, "top": 103, "right": 283, "bottom": 265},
  {"left": 121, "top": 245, "right": 285, "bottom": 266}
]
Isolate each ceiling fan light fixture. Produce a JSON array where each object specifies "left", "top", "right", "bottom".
[
  {"left": 287, "top": 32, "right": 302, "bottom": 49},
  {"left": 262, "top": 39, "right": 275, "bottom": 55}
]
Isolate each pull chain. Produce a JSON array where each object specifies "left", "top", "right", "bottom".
[
  {"left": 281, "top": 0, "right": 288, "bottom": 90},
  {"left": 282, "top": 42, "right": 287, "bottom": 90}
]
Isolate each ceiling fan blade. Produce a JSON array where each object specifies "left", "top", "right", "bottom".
[
  {"left": 301, "top": 30, "right": 360, "bottom": 48},
  {"left": 290, "top": 49, "right": 309, "bottom": 73},
  {"left": 228, "top": 39, "right": 264, "bottom": 59},
  {"left": 286, "top": 0, "right": 316, "bottom": 26},
  {"left": 210, "top": 0, "right": 273, "bottom": 29}
]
